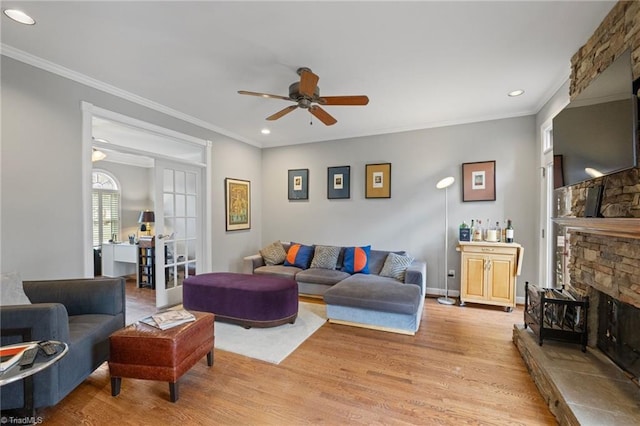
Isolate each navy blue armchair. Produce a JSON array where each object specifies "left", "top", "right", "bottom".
[{"left": 1, "top": 277, "right": 125, "bottom": 410}]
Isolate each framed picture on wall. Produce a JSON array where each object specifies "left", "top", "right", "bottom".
[
  {"left": 225, "top": 178, "right": 251, "bottom": 231},
  {"left": 327, "top": 166, "right": 350, "bottom": 199},
  {"left": 462, "top": 160, "right": 496, "bottom": 202},
  {"left": 365, "top": 163, "right": 391, "bottom": 198},
  {"left": 288, "top": 168, "right": 309, "bottom": 200}
]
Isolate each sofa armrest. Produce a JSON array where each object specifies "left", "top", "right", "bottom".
[
  {"left": 23, "top": 277, "right": 125, "bottom": 317},
  {"left": 243, "top": 254, "right": 265, "bottom": 274},
  {"left": 405, "top": 260, "right": 427, "bottom": 295},
  {"left": 0, "top": 303, "right": 70, "bottom": 344}
]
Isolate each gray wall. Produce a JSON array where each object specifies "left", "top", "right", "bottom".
[
  {"left": 1, "top": 55, "right": 539, "bottom": 298},
  {"left": 262, "top": 116, "right": 538, "bottom": 297},
  {"left": 1, "top": 57, "right": 262, "bottom": 279}
]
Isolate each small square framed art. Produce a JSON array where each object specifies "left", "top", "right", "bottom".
[
  {"left": 288, "top": 169, "right": 309, "bottom": 200},
  {"left": 462, "top": 160, "right": 496, "bottom": 202},
  {"left": 365, "top": 163, "right": 391, "bottom": 198},
  {"left": 327, "top": 166, "right": 350, "bottom": 199}
]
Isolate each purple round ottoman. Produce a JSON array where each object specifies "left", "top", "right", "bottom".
[{"left": 183, "top": 273, "right": 298, "bottom": 328}]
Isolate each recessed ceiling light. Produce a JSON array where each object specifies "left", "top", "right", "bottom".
[
  {"left": 261, "top": 128, "right": 271, "bottom": 135},
  {"left": 3, "top": 9, "right": 36, "bottom": 25},
  {"left": 508, "top": 89, "right": 525, "bottom": 97}
]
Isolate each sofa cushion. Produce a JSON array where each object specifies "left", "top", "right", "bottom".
[
  {"left": 367, "top": 250, "right": 406, "bottom": 275},
  {"left": 310, "top": 245, "right": 341, "bottom": 269},
  {"left": 0, "top": 271, "right": 31, "bottom": 306},
  {"left": 323, "top": 275, "right": 421, "bottom": 315},
  {"left": 379, "top": 253, "right": 415, "bottom": 281},
  {"left": 342, "top": 245, "right": 371, "bottom": 274},
  {"left": 295, "top": 268, "right": 351, "bottom": 286},
  {"left": 254, "top": 265, "right": 301, "bottom": 280},
  {"left": 260, "top": 241, "right": 287, "bottom": 265},
  {"left": 284, "top": 243, "right": 314, "bottom": 269}
]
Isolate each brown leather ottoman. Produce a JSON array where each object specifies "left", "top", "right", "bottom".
[{"left": 108, "top": 311, "right": 214, "bottom": 402}]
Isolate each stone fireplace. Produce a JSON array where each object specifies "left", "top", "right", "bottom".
[
  {"left": 513, "top": 2, "right": 640, "bottom": 423},
  {"left": 514, "top": 177, "right": 640, "bottom": 424},
  {"left": 554, "top": 167, "right": 640, "bottom": 364}
]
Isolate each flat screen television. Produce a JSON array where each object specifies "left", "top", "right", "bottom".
[{"left": 552, "top": 50, "right": 638, "bottom": 188}]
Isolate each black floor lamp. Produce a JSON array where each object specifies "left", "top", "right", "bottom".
[{"left": 436, "top": 176, "right": 455, "bottom": 305}]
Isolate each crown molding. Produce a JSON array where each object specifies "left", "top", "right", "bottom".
[{"left": 0, "top": 44, "right": 260, "bottom": 148}]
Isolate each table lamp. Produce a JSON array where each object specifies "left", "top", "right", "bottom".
[{"left": 138, "top": 210, "right": 155, "bottom": 236}]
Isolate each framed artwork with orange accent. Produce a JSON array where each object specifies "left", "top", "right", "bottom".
[{"left": 365, "top": 163, "right": 391, "bottom": 198}]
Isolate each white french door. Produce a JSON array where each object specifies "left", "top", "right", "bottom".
[{"left": 154, "top": 160, "right": 203, "bottom": 308}]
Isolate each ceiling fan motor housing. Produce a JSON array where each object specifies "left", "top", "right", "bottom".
[{"left": 289, "top": 82, "right": 319, "bottom": 108}]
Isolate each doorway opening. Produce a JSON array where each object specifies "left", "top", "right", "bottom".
[{"left": 82, "top": 102, "right": 211, "bottom": 311}]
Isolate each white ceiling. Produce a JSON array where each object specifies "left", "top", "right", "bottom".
[{"left": 1, "top": 1, "right": 616, "bottom": 148}]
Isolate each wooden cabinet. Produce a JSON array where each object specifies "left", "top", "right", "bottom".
[{"left": 458, "top": 242, "right": 523, "bottom": 311}]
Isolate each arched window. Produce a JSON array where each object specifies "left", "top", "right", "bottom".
[{"left": 92, "top": 170, "right": 121, "bottom": 246}]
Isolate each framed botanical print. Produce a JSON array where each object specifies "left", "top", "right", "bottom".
[
  {"left": 327, "top": 166, "right": 350, "bottom": 199},
  {"left": 225, "top": 178, "right": 251, "bottom": 231},
  {"left": 462, "top": 161, "right": 496, "bottom": 202},
  {"left": 288, "top": 168, "right": 309, "bottom": 200},
  {"left": 365, "top": 163, "right": 391, "bottom": 198}
]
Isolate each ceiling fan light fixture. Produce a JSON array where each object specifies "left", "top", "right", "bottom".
[
  {"left": 238, "top": 67, "right": 368, "bottom": 126},
  {"left": 3, "top": 9, "right": 35, "bottom": 25}
]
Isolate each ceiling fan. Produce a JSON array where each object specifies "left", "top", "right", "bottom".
[{"left": 238, "top": 67, "right": 369, "bottom": 126}]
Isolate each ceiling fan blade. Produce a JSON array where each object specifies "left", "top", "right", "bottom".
[
  {"left": 266, "top": 105, "right": 298, "bottom": 121},
  {"left": 238, "top": 90, "right": 292, "bottom": 101},
  {"left": 309, "top": 105, "right": 337, "bottom": 126},
  {"left": 299, "top": 69, "right": 319, "bottom": 98},
  {"left": 319, "top": 95, "right": 369, "bottom": 106}
]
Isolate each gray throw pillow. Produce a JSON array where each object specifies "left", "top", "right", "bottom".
[
  {"left": 260, "top": 241, "right": 287, "bottom": 265},
  {"left": 0, "top": 271, "right": 31, "bottom": 305},
  {"left": 379, "top": 252, "right": 414, "bottom": 282},
  {"left": 310, "top": 245, "right": 341, "bottom": 270}
]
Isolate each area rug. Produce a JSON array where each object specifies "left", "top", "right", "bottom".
[{"left": 214, "top": 302, "right": 326, "bottom": 364}]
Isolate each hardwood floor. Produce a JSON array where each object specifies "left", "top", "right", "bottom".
[
  {"left": 123, "top": 277, "right": 156, "bottom": 324},
  {"left": 39, "top": 295, "right": 556, "bottom": 425}
]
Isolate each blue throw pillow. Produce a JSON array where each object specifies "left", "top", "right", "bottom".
[
  {"left": 342, "top": 245, "right": 371, "bottom": 274},
  {"left": 284, "top": 243, "right": 314, "bottom": 269}
]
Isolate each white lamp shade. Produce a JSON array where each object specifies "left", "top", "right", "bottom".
[{"left": 436, "top": 176, "right": 455, "bottom": 189}]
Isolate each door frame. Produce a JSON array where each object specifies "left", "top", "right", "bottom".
[
  {"left": 81, "top": 102, "right": 212, "bottom": 278},
  {"left": 539, "top": 120, "right": 554, "bottom": 287}
]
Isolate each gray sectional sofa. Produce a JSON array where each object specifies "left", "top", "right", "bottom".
[{"left": 243, "top": 242, "right": 426, "bottom": 335}]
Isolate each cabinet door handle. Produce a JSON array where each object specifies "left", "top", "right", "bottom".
[{"left": 485, "top": 259, "right": 492, "bottom": 270}]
